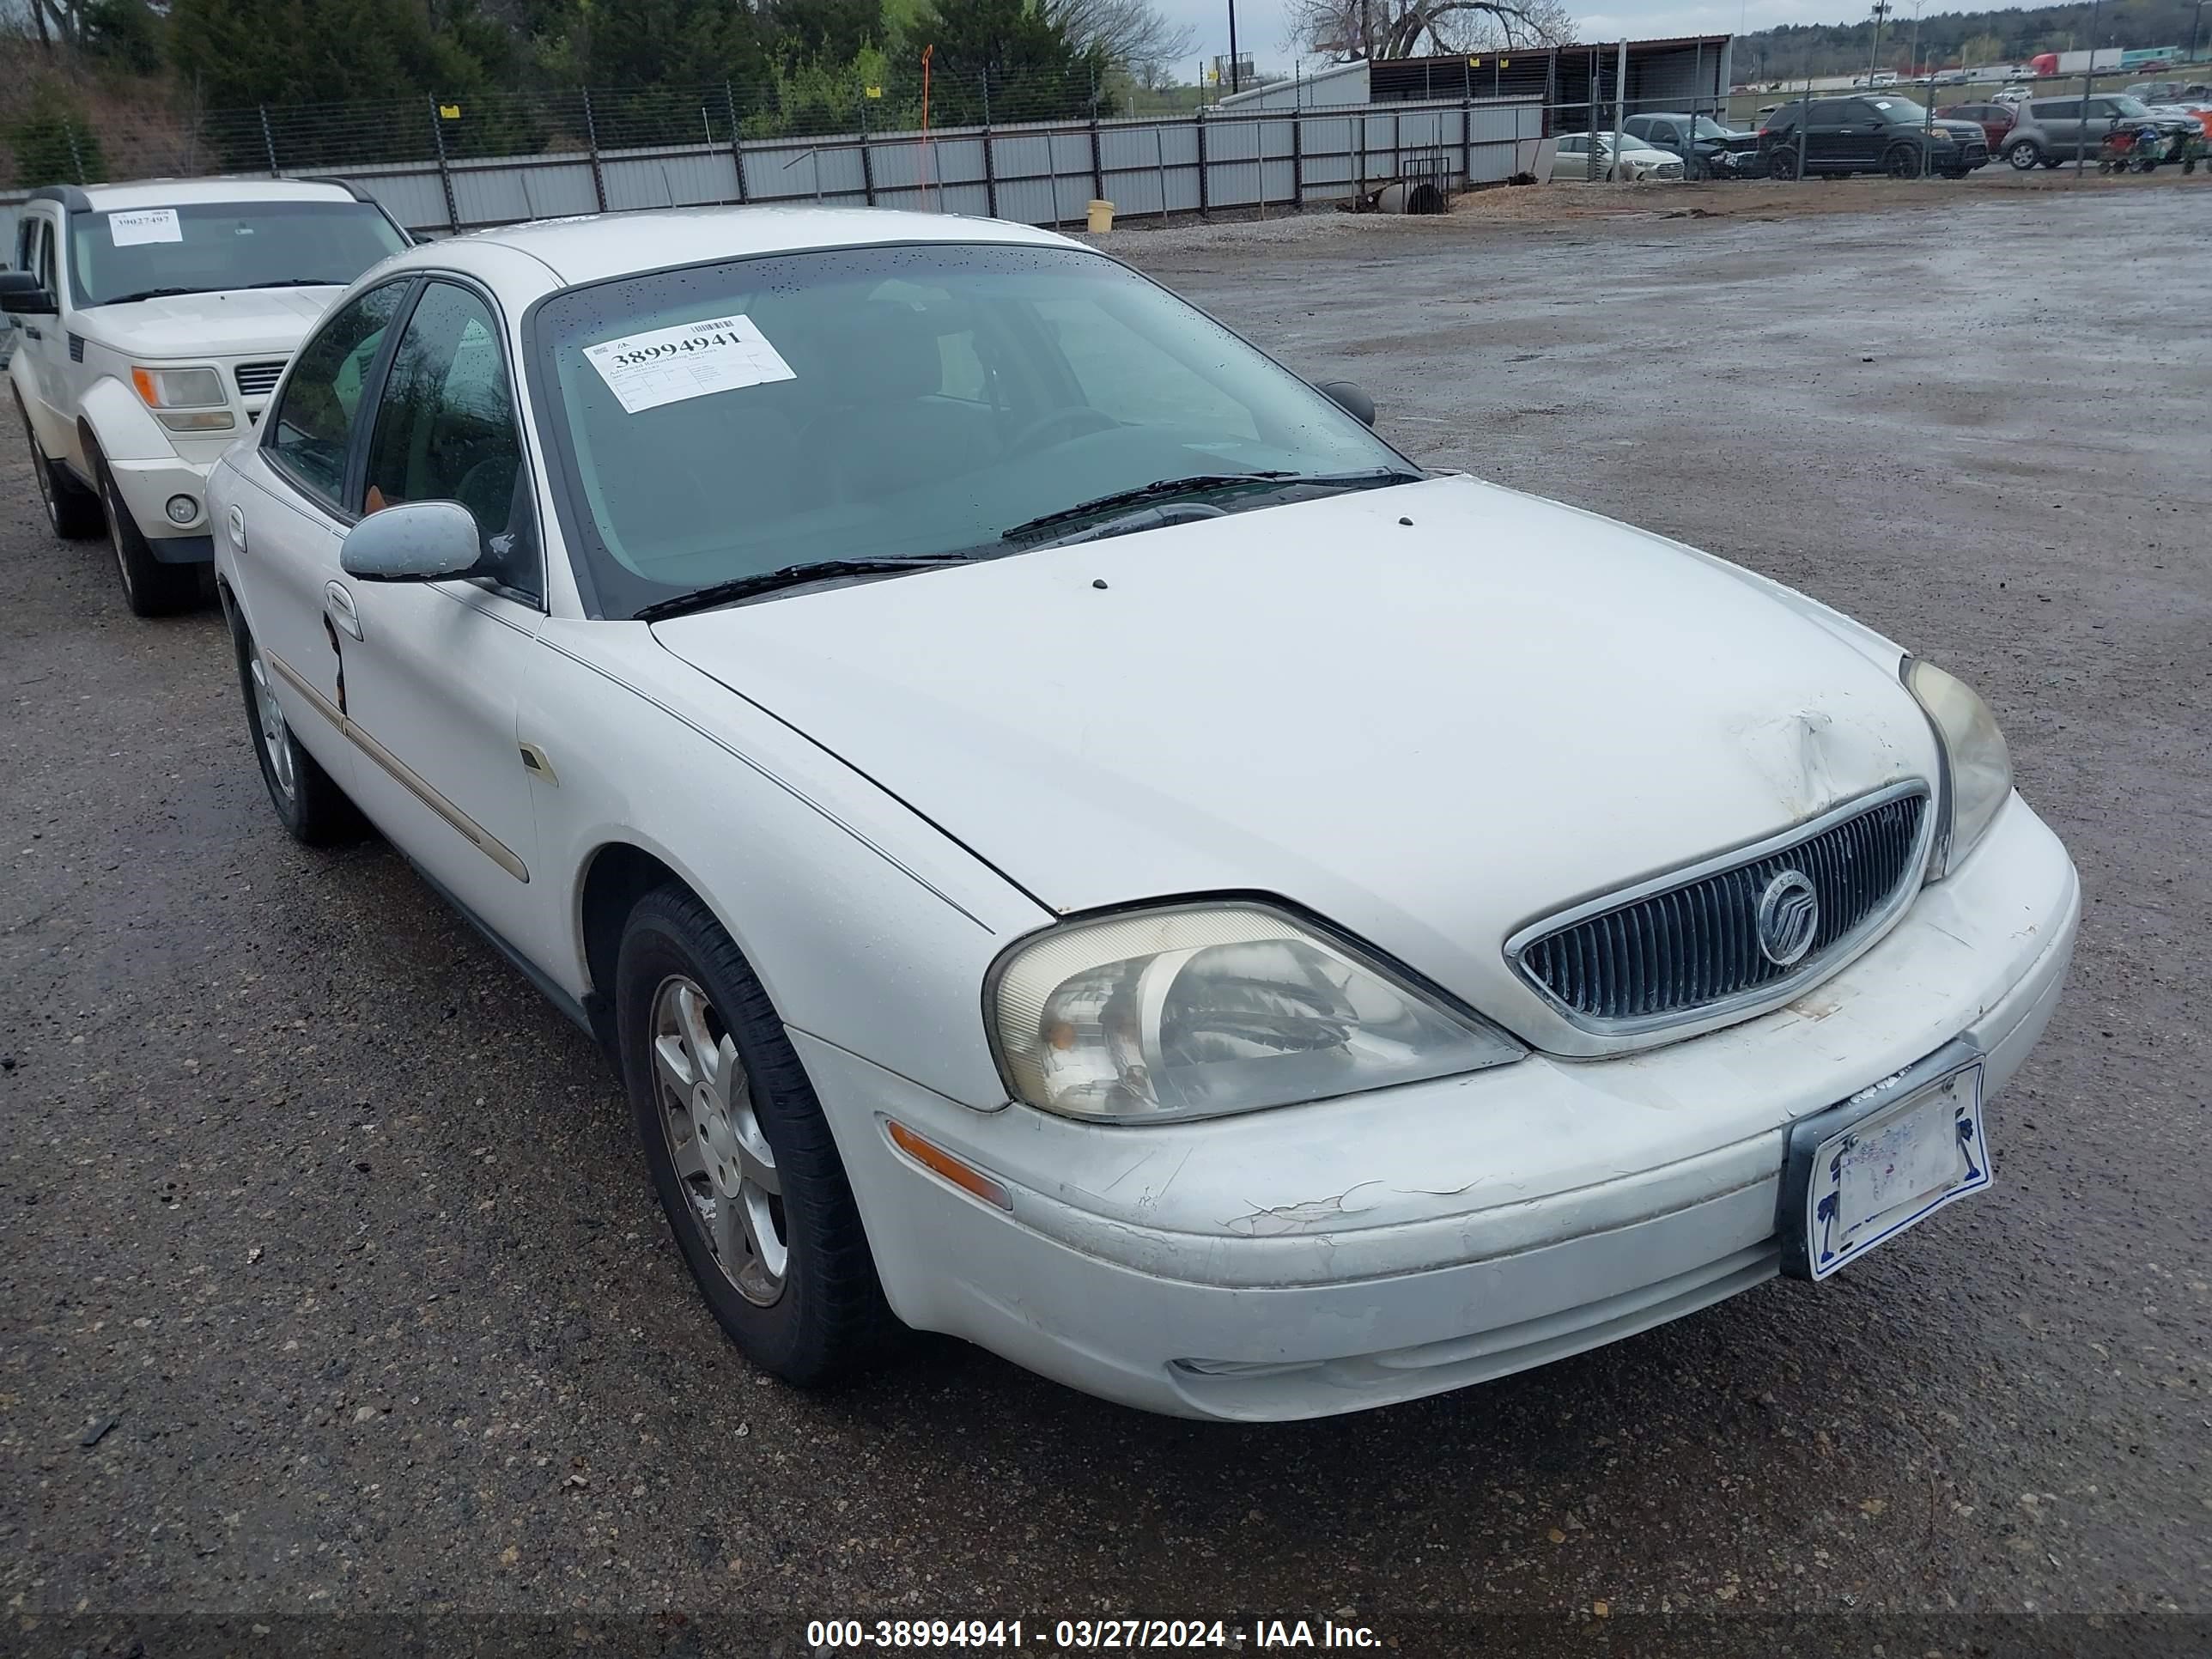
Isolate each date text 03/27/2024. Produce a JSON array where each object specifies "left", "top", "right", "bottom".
[{"left": 803, "top": 1618, "right": 1383, "bottom": 1650}]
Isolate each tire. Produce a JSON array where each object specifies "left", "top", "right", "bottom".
[
  {"left": 1766, "top": 148, "right": 1798, "bottom": 180},
  {"left": 13, "top": 392, "right": 102, "bottom": 539},
  {"left": 2005, "top": 139, "right": 2042, "bottom": 170},
  {"left": 228, "top": 607, "right": 365, "bottom": 845},
  {"left": 616, "top": 885, "right": 894, "bottom": 1385},
  {"left": 1884, "top": 143, "right": 1924, "bottom": 179},
  {"left": 91, "top": 443, "right": 202, "bottom": 617}
]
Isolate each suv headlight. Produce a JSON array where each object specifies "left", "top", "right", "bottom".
[
  {"left": 1905, "top": 659, "right": 2013, "bottom": 879},
  {"left": 131, "top": 365, "right": 234, "bottom": 432},
  {"left": 988, "top": 903, "right": 1522, "bottom": 1123}
]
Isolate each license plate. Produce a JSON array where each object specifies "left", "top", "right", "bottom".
[{"left": 1779, "top": 1051, "right": 1990, "bottom": 1281}]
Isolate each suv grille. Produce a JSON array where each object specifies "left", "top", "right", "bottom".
[
  {"left": 1510, "top": 786, "right": 1929, "bottom": 1032},
  {"left": 234, "top": 361, "right": 286, "bottom": 398}
]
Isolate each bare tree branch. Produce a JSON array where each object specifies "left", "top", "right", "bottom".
[
  {"left": 1041, "top": 0, "right": 1197, "bottom": 78},
  {"left": 1288, "top": 0, "right": 1574, "bottom": 61}
]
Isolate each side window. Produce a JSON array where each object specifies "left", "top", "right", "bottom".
[
  {"left": 33, "top": 216, "right": 58, "bottom": 295},
  {"left": 2037, "top": 100, "right": 2080, "bottom": 119},
  {"left": 362, "top": 280, "right": 538, "bottom": 602},
  {"left": 266, "top": 280, "right": 410, "bottom": 510},
  {"left": 1653, "top": 122, "right": 1680, "bottom": 144},
  {"left": 2087, "top": 99, "right": 2120, "bottom": 118},
  {"left": 14, "top": 215, "right": 34, "bottom": 274},
  {"left": 1558, "top": 135, "right": 1585, "bottom": 154}
]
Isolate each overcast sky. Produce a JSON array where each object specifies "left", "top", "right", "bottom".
[{"left": 1172, "top": 0, "right": 1905, "bottom": 73}]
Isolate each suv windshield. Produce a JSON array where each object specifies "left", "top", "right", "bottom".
[
  {"left": 1866, "top": 97, "right": 1930, "bottom": 123},
  {"left": 531, "top": 242, "right": 1415, "bottom": 619},
  {"left": 70, "top": 200, "right": 405, "bottom": 308}
]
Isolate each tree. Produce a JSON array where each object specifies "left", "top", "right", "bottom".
[
  {"left": 1041, "top": 0, "right": 1193, "bottom": 81},
  {"left": 1957, "top": 31, "right": 2005, "bottom": 67},
  {"left": 6, "top": 82, "right": 106, "bottom": 184},
  {"left": 921, "top": 0, "right": 1105, "bottom": 124},
  {"left": 1287, "top": 0, "right": 1573, "bottom": 61}
]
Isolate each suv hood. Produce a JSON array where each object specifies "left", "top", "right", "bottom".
[
  {"left": 1934, "top": 118, "right": 1988, "bottom": 139},
  {"left": 651, "top": 476, "right": 1939, "bottom": 1050},
  {"left": 79, "top": 286, "right": 340, "bottom": 358}
]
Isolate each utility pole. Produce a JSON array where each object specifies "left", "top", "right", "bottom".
[
  {"left": 1226, "top": 0, "right": 1241, "bottom": 93},
  {"left": 1867, "top": 0, "right": 1893, "bottom": 85},
  {"left": 2191, "top": 0, "right": 2204, "bottom": 64}
]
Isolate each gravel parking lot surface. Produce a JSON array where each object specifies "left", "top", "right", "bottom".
[{"left": 3, "top": 181, "right": 2208, "bottom": 1658}]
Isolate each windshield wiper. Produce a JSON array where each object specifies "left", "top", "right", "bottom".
[
  {"left": 240, "top": 278, "right": 341, "bottom": 289},
  {"left": 1000, "top": 468, "right": 1423, "bottom": 545},
  {"left": 99, "top": 287, "right": 208, "bottom": 305},
  {"left": 633, "top": 556, "right": 972, "bottom": 623}
]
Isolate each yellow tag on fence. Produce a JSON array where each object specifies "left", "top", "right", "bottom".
[
  {"left": 865, "top": 85, "right": 882, "bottom": 98},
  {"left": 438, "top": 104, "right": 461, "bottom": 119}
]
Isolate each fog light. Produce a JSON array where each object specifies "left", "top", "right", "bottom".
[{"left": 165, "top": 495, "right": 198, "bottom": 526}]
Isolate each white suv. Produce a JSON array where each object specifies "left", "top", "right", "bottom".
[{"left": 3, "top": 179, "right": 407, "bottom": 615}]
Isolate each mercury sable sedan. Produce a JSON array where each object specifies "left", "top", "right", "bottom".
[{"left": 207, "top": 207, "right": 2078, "bottom": 1420}]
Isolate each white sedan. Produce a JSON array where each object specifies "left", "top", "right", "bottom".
[
  {"left": 208, "top": 208, "right": 2077, "bottom": 1420},
  {"left": 1549, "top": 132, "right": 1686, "bottom": 181}
]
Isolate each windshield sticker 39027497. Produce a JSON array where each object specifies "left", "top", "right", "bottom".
[
  {"left": 581, "top": 315, "right": 797, "bottom": 415},
  {"left": 109, "top": 208, "right": 184, "bottom": 247}
]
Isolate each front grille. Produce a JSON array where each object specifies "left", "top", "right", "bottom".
[
  {"left": 234, "top": 360, "right": 286, "bottom": 398},
  {"left": 1511, "top": 787, "right": 1929, "bottom": 1031}
]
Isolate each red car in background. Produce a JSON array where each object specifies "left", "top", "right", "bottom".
[{"left": 1938, "top": 101, "right": 2018, "bottom": 148}]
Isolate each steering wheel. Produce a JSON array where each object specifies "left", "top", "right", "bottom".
[{"left": 1007, "top": 405, "right": 1120, "bottom": 456}]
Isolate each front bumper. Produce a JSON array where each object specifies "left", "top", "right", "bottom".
[
  {"left": 807, "top": 793, "right": 2078, "bottom": 1420},
  {"left": 106, "top": 451, "right": 219, "bottom": 552}
]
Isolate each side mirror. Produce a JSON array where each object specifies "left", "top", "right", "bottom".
[
  {"left": 340, "top": 500, "right": 481, "bottom": 581},
  {"left": 1316, "top": 380, "right": 1376, "bottom": 428},
  {"left": 0, "top": 271, "right": 57, "bottom": 316}
]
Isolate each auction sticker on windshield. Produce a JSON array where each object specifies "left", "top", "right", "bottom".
[
  {"left": 109, "top": 208, "right": 183, "bottom": 247},
  {"left": 583, "top": 315, "right": 795, "bottom": 414}
]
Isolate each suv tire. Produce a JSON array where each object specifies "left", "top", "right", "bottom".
[
  {"left": 89, "top": 440, "right": 202, "bottom": 617},
  {"left": 14, "top": 392, "right": 103, "bottom": 540},
  {"left": 1767, "top": 147, "right": 1799, "bottom": 179},
  {"left": 616, "top": 885, "right": 895, "bottom": 1386},
  {"left": 2005, "top": 138, "right": 2043, "bottom": 169},
  {"left": 1884, "top": 143, "right": 1924, "bottom": 179}
]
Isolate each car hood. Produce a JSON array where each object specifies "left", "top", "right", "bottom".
[
  {"left": 79, "top": 286, "right": 340, "bottom": 358},
  {"left": 1933, "top": 118, "right": 1989, "bottom": 139},
  {"left": 651, "top": 476, "right": 1939, "bottom": 1051}
]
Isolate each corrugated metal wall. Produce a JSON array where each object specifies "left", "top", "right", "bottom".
[{"left": 0, "top": 96, "right": 1544, "bottom": 247}]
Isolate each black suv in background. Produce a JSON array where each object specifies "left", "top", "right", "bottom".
[{"left": 1759, "top": 95, "right": 1990, "bottom": 178}]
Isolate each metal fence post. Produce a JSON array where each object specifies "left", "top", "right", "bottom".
[
  {"left": 1291, "top": 112, "right": 1304, "bottom": 207},
  {"left": 1195, "top": 110, "right": 1210, "bottom": 221},
  {"left": 259, "top": 106, "right": 280, "bottom": 177},
  {"left": 581, "top": 88, "right": 608, "bottom": 212},
  {"left": 981, "top": 77, "right": 998, "bottom": 218},
  {"left": 1088, "top": 94, "right": 1104, "bottom": 204},
  {"left": 428, "top": 98, "right": 460, "bottom": 234},
  {"left": 1156, "top": 121, "right": 1170, "bottom": 222},
  {"left": 727, "top": 82, "right": 750, "bottom": 203},
  {"left": 860, "top": 91, "right": 877, "bottom": 206},
  {"left": 65, "top": 118, "right": 87, "bottom": 185},
  {"left": 1461, "top": 96, "right": 1473, "bottom": 184}
]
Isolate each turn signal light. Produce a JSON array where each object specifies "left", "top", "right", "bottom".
[{"left": 885, "top": 1121, "right": 1012, "bottom": 1212}]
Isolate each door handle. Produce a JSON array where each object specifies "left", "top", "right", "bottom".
[
  {"left": 227, "top": 504, "right": 246, "bottom": 555},
  {"left": 21, "top": 325, "right": 40, "bottom": 339},
  {"left": 325, "top": 580, "right": 363, "bottom": 641}
]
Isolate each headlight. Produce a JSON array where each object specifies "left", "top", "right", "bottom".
[
  {"left": 988, "top": 904, "right": 1522, "bottom": 1123},
  {"left": 131, "top": 365, "right": 227, "bottom": 408},
  {"left": 1905, "top": 659, "right": 2013, "bottom": 879}
]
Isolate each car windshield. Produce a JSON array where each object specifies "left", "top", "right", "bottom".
[
  {"left": 70, "top": 200, "right": 405, "bottom": 308},
  {"left": 1689, "top": 117, "right": 1737, "bottom": 137},
  {"left": 2111, "top": 96, "right": 2154, "bottom": 117},
  {"left": 530, "top": 241, "right": 1414, "bottom": 618},
  {"left": 1867, "top": 97, "right": 1930, "bottom": 122}
]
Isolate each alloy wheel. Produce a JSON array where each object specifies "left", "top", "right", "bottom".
[
  {"left": 651, "top": 975, "right": 787, "bottom": 1306},
  {"left": 246, "top": 641, "right": 295, "bottom": 800}
]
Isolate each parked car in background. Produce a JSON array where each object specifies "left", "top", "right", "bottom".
[
  {"left": 1621, "top": 112, "right": 1761, "bottom": 176},
  {"left": 2002, "top": 94, "right": 2186, "bottom": 168},
  {"left": 1935, "top": 69, "right": 1972, "bottom": 86},
  {"left": 2122, "top": 81, "right": 2198, "bottom": 103},
  {"left": 207, "top": 204, "right": 2078, "bottom": 1420},
  {"left": 1994, "top": 84, "right": 2035, "bottom": 106},
  {"left": 3, "top": 179, "right": 408, "bottom": 615},
  {"left": 1937, "top": 100, "right": 2019, "bottom": 148},
  {"left": 1759, "top": 96, "right": 1990, "bottom": 178},
  {"left": 1548, "top": 132, "right": 1685, "bottom": 181}
]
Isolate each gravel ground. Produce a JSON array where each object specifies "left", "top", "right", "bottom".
[{"left": 3, "top": 181, "right": 2209, "bottom": 1659}]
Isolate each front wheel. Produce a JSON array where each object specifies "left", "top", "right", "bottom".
[
  {"left": 94, "top": 448, "right": 201, "bottom": 617},
  {"left": 14, "top": 393, "right": 102, "bottom": 539},
  {"left": 2005, "top": 140, "right": 2042, "bottom": 170},
  {"left": 616, "top": 886, "right": 894, "bottom": 1385},
  {"left": 1885, "top": 143, "right": 1924, "bottom": 179},
  {"left": 229, "top": 611, "right": 364, "bottom": 844}
]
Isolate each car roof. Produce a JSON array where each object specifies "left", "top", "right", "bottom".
[
  {"left": 439, "top": 205, "right": 1075, "bottom": 287},
  {"left": 46, "top": 178, "right": 366, "bottom": 212}
]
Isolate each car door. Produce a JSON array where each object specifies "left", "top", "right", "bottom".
[
  {"left": 12, "top": 214, "right": 76, "bottom": 465},
  {"left": 2082, "top": 97, "right": 2124, "bottom": 151},
  {"left": 1550, "top": 134, "right": 1583, "bottom": 180},
  {"left": 1832, "top": 100, "right": 1884, "bottom": 167},
  {"left": 333, "top": 275, "right": 549, "bottom": 955},
  {"left": 225, "top": 276, "right": 416, "bottom": 781}
]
